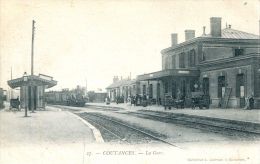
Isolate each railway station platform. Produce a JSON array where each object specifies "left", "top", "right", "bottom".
[
  {"left": 0, "top": 104, "right": 97, "bottom": 164},
  {"left": 86, "top": 103, "right": 260, "bottom": 124}
]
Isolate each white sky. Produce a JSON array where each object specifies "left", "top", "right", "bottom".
[{"left": 0, "top": 0, "right": 259, "bottom": 91}]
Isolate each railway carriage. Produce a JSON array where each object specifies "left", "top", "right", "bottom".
[{"left": 45, "top": 87, "right": 87, "bottom": 107}]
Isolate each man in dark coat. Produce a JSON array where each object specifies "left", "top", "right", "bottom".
[{"left": 248, "top": 95, "right": 254, "bottom": 109}]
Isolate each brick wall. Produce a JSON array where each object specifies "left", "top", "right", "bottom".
[
  {"left": 203, "top": 47, "right": 233, "bottom": 61},
  {"left": 245, "top": 47, "right": 260, "bottom": 54}
]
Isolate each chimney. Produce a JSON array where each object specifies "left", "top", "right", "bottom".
[
  {"left": 185, "top": 30, "right": 195, "bottom": 41},
  {"left": 113, "top": 76, "right": 119, "bottom": 83},
  {"left": 210, "top": 17, "right": 222, "bottom": 37},
  {"left": 203, "top": 26, "right": 206, "bottom": 35},
  {"left": 171, "top": 33, "right": 178, "bottom": 46}
]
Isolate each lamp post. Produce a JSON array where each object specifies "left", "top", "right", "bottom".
[{"left": 23, "top": 72, "right": 28, "bottom": 117}]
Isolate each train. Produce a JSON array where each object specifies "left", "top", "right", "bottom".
[{"left": 45, "top": 87, "right": 87, "bottom": 107}]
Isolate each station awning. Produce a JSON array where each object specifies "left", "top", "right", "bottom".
[
  {"left": 137, "top": 68, "right": 200, "bottom": 81},
  {"left": 7, "top": 75, "right": 57, "bottom": 89}
]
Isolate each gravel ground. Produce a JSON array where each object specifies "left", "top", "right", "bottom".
[
  {"left": 78, "top": 112, "right": 166, "bottom": 145},
  {"left": 123, "top": 110, "right": 260, "bottom": 139},
  {"left": 82, "top": 110, "right": 230, "bottom": 144}
]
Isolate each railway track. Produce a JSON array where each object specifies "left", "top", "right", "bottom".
[
  {"left": 77, "top": 112, "right": 178, "bottom": 147},
  {"left": 123, "top": 110, "right": 260, "bottom": 139},
  {"left": 54, "top": 105, "right": 260, "bottom": 141},
  {"left": 85, "top": 105, "right": 121, "bottom": 111}
]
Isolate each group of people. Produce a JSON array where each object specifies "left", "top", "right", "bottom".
[
  {"left": 106, "top": 93, "right": 255, "bottom": 109},
  {"left": 129, "top": 95, "right": 142, "bottom": 106}
]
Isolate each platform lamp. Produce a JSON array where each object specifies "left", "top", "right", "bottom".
[{"left": 23, "top": 72, "right": 28, "bottom": 117}]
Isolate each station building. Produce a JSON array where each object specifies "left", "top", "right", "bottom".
[
  {"left": 137, "top": 17, "right": 260, "bottom": 108},
  {"left": 91, "top": 90, "right": 107, "bottom": 103},
  {"left": 106, "top": 76, "right": 136, "bottom": 102}
]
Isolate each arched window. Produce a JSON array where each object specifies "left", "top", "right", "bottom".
[
  {"left": 179, "top": 53, "right": 185, "bottom": 68},
  {"left": 172, "top": 55, "right": 176, "bottom": 69},
  {"left": 189, "top": 50, "right": 196, "bottom": 67}
]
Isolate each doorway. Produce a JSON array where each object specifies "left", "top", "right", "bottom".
[
  {"left": 218, "top": 76, "right": 225, "bottom": 98},
  {"left": 172, "top": 81, "right": 176, "bottom": 98},
  {"left": 203, "top": 78, "right": 209, "bottom": 95},
  {"left": 149, "top": 84, "right": 153, "bottom": 98},
  {"left": 236, "top": 74, "right": 245, "bottom": 108}
]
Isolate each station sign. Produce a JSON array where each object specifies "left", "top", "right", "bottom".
[
  {"left": 39, "top": 74, "right": 53, "bottom": 81},
  {"left": 178, "top": 70, "right": 190, "bottom": 74}
]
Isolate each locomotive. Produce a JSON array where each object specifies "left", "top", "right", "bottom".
[{"left": 45, "top": 86, "right": 87, "bottom": 107}]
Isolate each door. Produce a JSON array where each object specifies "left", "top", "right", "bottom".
[
  {"left": 172, "top": 81, "right": 176, "bottom": 98},
  {"left": 218, "top": 76, "right": 225, "bottom": 98},
  {"left": 33, "top": 86, "right": 37, "bottom": 109},
  {"left": 149, "top": 84, "right": 153, "bottom": 98},
  {"left": 203, "top": 78, "right": 209, "bottom": 95},
  {"left": 181, "top": 80, "right": 186, "bottom": 98}
]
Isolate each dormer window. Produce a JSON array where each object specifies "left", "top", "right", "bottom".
[{"left": 234, "top": 48, "right": 244, "bottom": 57}]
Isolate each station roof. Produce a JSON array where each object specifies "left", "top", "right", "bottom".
[
  {"left": 202, "top": 28, "right": 259, "bottom": 39},
  {"left": 7, "top": 75, "right": 57, "bottom": 89},
  {"left": 137, "top": 68, "right": 200, "bottom": 81},
  {"left": 162, "top": 28, "right": 260, "bottom": 54},
  {"left": 106, "top": 79, "right": 136, "bottom": 89}
]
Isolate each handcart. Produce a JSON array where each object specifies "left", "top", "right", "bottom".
[{"left": 191, "top": 92, "right": 210, "bottom": 109}]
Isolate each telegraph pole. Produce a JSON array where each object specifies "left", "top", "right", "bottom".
[
  {"left": 31, "top": 20, "right": 36, "bottom": 113},
  {"left": 31, "top": 20, "right": 35, "bottom": 76}
]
